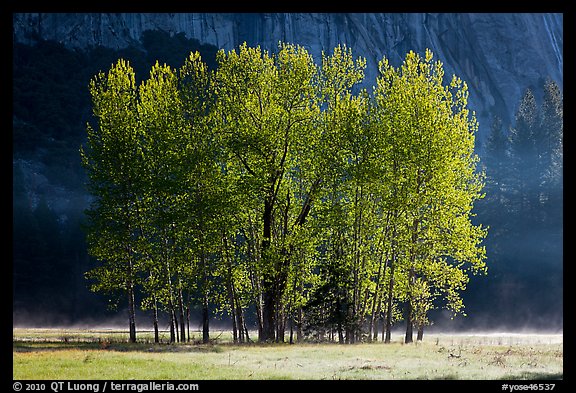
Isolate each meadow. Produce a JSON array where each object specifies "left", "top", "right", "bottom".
[{"left": 13, "top": 328, "right": 563, "bottom": 380}]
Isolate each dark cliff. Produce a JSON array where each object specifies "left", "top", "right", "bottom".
[{"left": 13, "top": 13, "right": 563, "bottom": 125}]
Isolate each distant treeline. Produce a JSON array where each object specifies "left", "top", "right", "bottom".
[{"left": 472, "top": 79, "right": 563, "bottom": 329}]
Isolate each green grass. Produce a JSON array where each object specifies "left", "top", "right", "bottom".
[{"left": 13, "top": 329, "right": 563, "bottom": 380}]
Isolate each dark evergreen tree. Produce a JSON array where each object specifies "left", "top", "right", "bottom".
[
  {"left": 538, "top": 79, "right": 563, "bottom": 225},
  {"left": 484, "top": 115, "right": 510, "bottom": 210},
  {"left": 508, "top": 88, "right": 539, "bottom": 217}
]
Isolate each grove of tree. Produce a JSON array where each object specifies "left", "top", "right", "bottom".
[{"left": 81, "top": 42, "right": 489, "bottom": 344}]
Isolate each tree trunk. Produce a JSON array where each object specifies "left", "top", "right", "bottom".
[
  {"left": 174, "top": 305, "right": 180, "bottom": 343},
  {"left": 381, "top": 311, "right": 386, "bottom": 342},
  {"left": 186, "top": 304, "right": 191, "bottom": 342},
  {"left": 297, "top": 307, "right": 303, "bottom": 343},
  {"left": 178, "top": 285, "right": 186, "bottom": 343},
  {"left": 165, "top": 254, "right": 176, "bottom": 344},
  {"left": 127, "top": 281, "right": 137, "bottom": 343},
  {"left": 404, "top": 301, "right": 414, "bottom": 344},
  {"left": 255, "top": 289, "right": 264, "bottom": 340},
  {"left": 230, "top": 302, "right": 238, "bottom": 344},
  {"left": 152, "top": 297, "right": 159, "bottom": 344},
  {"left": 243, "top": 317, "right": 251, "bottom": 343},
  {"left": 404, "top": 266, "right": 416, "bottom": 344},
  {"left": 202, "top": 292, "right": 210, "bottom": 344},
  {"left": 370, "top": 238, "right": 389, "bottom": 342},
  {"left": 276, "top": 301, "right": 285, "bottom": 343},
  {"left": 417, "top": 325, "right": 424, "bottom": 341},
  {"left": 358, "top": 286, "right": 370, "bottom": 342},
  {"left": 373, "top": 295, "right": 383, "bottom": 342},
  {"left": 168, "top": 299, "right": 176, "bottom": 344},
  {"left": 261, "top": 198, "right": 276, "bottom": 342},
  {"left": 384, "top": 258, "right": 395, "bottom": 344},
  {"left": 405, "top": 218, "right": 419, "bottom": 344},
  {"left": 346, "top": 301, "right": 354, "bottom": 344},
  {"left": 227, "top": 271, "right": 238, "bottom": 343},
  {"left": 370, "top": 315, "right": 378, "bottom": 342},
  {"left": 289, "top": 315, "right": 294, "bottom": 344},
  {"left": 198, "top": 245, "right": 210, "bottom": 344},
  {"left": 262, "top": 286, "right": 276, "bottom": 342},
  {"left": 235, "top": 296, "right": 245, "bottom": 343},
  {"left": 337, "top": 321, "right": 344, "bottom": 344},
  {"left": 223, "top": 236, "right": 238, "bottom": 343},
  {"left": 368, "top": 290, "right": 378, "bottom": 342},
  {"left": 125, "top": 241, "right": 137, "bottom": 344},
  {"left": 245, "top": 220, "right": 263, "bottom": 341}
]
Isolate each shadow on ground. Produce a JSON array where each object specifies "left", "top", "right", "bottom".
[
  {"left": 13, "top": 341, "right": 225, "bottom": 353},
  {"left": 499, "top": 372, "right": 563, "bottom": 380}
]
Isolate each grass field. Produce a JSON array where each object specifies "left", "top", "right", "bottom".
[{"left": 13, "top": 328, "right": 563, "bottom": 380}]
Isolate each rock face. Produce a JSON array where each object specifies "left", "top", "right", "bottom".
[{"left": 13, "top": 12, "right": 563, "bottom": 128}]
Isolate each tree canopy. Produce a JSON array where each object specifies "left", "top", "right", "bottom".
[{"left": 81, "top": 43, "right": 488, "bottom": 344}]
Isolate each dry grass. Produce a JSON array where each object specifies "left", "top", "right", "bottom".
[{"left": 13, "top": 328, "right": 563, "bottom": 380}]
